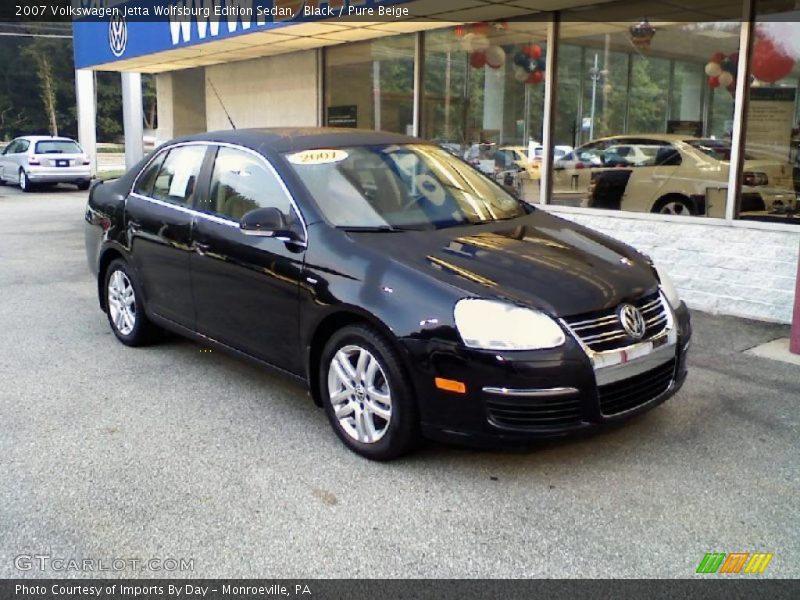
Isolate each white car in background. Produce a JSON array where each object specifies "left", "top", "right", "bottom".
[
  {"left": 0, "top": 136, "right": 92, "bottom": 192},
  {"left": 553, "top": 134, "right": 795, "bottom": 216}
]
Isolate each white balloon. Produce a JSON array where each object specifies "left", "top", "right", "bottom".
[
  {"left": 485, "top": 45, "right": 506, "bottom": 69},
  {"left": 514, "top": 66, "right": 529, "bottom": 82},
  {"left": 460, "top": 33, "right": 475, "bottom": 52},
  {"left": 470, "top": 34, "right": 490, "bottom": 53},
  {"left": 705, "top": 62, "right": 723, "bottom": 77},
  {"left": 718, "top": 71, "right": 734, "bottom": 87}
]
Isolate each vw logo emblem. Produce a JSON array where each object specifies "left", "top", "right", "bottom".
[
  {"left": 108, "top": 14, "right": 128, "bottom": 58},
  {"left": 618, "top": 304, "right": 647, "bottom": 340}
]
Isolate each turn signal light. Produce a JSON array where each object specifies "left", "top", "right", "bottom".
[{"left": 434, "top": 378, "right": 467, "bottom": 394}]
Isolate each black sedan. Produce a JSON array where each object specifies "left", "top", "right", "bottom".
[{"left": 85, "top": 128, "right": 691, "bottom": 460}]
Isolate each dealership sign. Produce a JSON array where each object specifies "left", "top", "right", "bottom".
[{"left": 73, "top": 0, "right": 413, "bottom": 69}]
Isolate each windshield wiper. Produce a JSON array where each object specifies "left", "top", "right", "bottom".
[{"left": 340, "top": 225, "right": 404, "bottom": 232}]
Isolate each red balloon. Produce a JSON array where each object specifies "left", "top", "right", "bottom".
[
  {"left": 527, "top": 70, "right": 544, "bottom": 84},
  {"left": 710, "top": 51, "right": 725, "bottom": 64},
  {"left": 524, "top": 44, "right": 543, "bottom": 59},
  {"left": 708, "top": 76, "right": 720, "bottom": 88},
  {"left": 454, "top": 25, "right": 466, "bottom": 38},
  {"left": 751, "top": 38, "right": 795, "bottom": 83},
  {"left": 470, "top": 51, "right": 487, "bottom": 69},
  {"left": 471, "top": 22, "right": 490, "bottom": 36}
]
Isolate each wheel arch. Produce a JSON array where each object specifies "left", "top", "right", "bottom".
[
  {"left": 96, "top": 247, "right": 127, "bottom": 312},
  {"left": 305, "top": 308, "right": 410, "bottom": 408}
]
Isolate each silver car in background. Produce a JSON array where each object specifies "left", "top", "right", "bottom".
[{"left": 0, "top": 136, "right": 92, "bottom": 192}]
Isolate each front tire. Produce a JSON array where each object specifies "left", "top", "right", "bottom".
[
  {"left": 320, "top": 325, "right": 420, "bottom": 460},
  {"left": 104, "top": 259, "right": 161, "bottom": 346}
]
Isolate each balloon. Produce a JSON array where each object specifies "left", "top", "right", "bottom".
[
  {"left": 710, "top": 51, "right": 725, "bottom": 64},
  {"left": 513, "top": 52, "right": 529, "bottom": 68},
  {"left": 459, "top": 33, "right": 475, "bottom": 52},
  {"left": 708, "top": 75, "right": 720, "bottom": 88},
  {"left": 536, "top": 58, "right": 547, "bottom": 71},
  {"left": 470, "top": 34, "right": 490, "bottom": 53},
  {"left": 718, "top": 71, "right": 734, "bottom": 87},
  {"left": 751, "top": 38, "right": 795, "bottom": 83},
  {"left": 720, "top": 58, "right": 736, "bottom": 74},
  {"left": 470, "top": 51, "right": 487, "bottom": 69},
  {"left": 454, "top": 25, "right": 466, "bottom": 38},
  {"left": 485, "top": 46, "right": 506, "bottom": 69},
  {"left": 471, "top": 22, "right": 490, "bottom": 36},
  {"left": 514, "top": 66, "right": 529, "bottom": 82},
  {"left": 705, "top": 62, "right": 722, "bottom": 77},
  {"left": 527, "top": 70, "right": 544, "bottom": 84},
  {"left": 524, "top": 44, "right": 543, "bottom": 59}
]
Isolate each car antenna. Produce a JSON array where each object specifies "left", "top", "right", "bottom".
[{"left": 207, "top": 77, "right": 237, "bottom": 130}]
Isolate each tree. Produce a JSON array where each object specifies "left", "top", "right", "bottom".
[{"left": 22, "top": 39, "right": 63, "bottom": 136}]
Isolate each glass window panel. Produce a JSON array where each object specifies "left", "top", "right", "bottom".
[
  {"left": 422, "top": 20, "right": 549, "bottom": 204},
  {"left": 325, "top": 35, "right": 415, "bottom": 135},
  {"left": 553, "top": 4, "right": 743, "bottom": 219},
  {"left": 737, "top": 0, "right": 800, "bottom": 224}
]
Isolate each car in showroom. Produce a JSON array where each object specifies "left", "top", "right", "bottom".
[
  {"left": 553, "top": 134, "right": 795, "bottom": 216},
  {"left": 0, "top": 135, "right": 92, "bottom": 191},
  {"left": 85, "top": 128, "right": 691, "bottom": 460}
]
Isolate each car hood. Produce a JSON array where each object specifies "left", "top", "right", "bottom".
[{"left": 349, "top": 210, "right": 658, "bottom": 318}]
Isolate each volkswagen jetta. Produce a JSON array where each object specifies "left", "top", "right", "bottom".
[{"left": 85, "top": 128, "right": 691, "bottom": 460}]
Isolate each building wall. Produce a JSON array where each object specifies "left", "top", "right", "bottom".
[
  {"left": 156, "top": 68, "right": 207, "bottom": 143},
  {"left": 550, "top": 209, "right": 800, "bottom": 324},
  {"left": 204, "top": 51, "right": 319, "bottom": 131}
]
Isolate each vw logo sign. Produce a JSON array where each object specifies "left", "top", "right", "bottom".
[
  {"left": 618, "top": 304, "right": 647, "bottom": 340},
  {"left": 108, "top": 14, "right": 128, "bottom": 58}
]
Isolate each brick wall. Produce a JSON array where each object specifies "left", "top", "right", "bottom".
[{"left": 548, "top": 209, "right": 800, "bottom": 324}]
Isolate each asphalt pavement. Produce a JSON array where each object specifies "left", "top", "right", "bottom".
[{"left": 0, "top": 184, "right": 797, "bottom": 578}]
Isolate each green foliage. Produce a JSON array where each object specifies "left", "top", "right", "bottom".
[{"left": 0, "top": 36, "right": 156, "bottom": 142}]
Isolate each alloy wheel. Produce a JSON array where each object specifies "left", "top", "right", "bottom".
[
  {"left": 327, "top": 345, "right": 392, "bottom": 444},
  {"left": 19, "top": 170, "right": 27, "bottom": 191},
  {"left": 659, "top": 201, "right": 691, "bottom": 215},
  {"left": 107, "top": 269, "right": 137, "bottom": 336}
]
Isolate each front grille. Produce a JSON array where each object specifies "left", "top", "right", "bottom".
[
  {"left": 564, "top": 291, "right": 668, "bottom": 352},
  {"left": 486, "top": 393, "right": 584, "bottom": 430},
  {"left": 598, "top": 359, "right": 676, "bottom": 416}
]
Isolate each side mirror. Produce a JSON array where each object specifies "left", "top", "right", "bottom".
[{"left": 240, "top": 207, "right": 296, "bottom": 240}]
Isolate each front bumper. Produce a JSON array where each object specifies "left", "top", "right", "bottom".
[{"left": 404, "top": 299, "right": 692, "bottom": 448}]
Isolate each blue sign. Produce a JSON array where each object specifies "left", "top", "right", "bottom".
[{"left": 73, "top": 0, "right": 413, "bottom": 69}]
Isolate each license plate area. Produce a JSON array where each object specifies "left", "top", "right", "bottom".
[{"left": 56, "top": 159, "right": 68, "bottom": 167}]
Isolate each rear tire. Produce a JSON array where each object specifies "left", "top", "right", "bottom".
[
  {"left": 320, "top": 325, "right": 420, "bottom": 460},
  {"left": 652, "top": 194, "right": 696, "bottom": 216},
  {"left": 103, "top": 259, "right": 161, "bottom": 347},
  {"left": 77, "top": 180, "right": 91, "bottom": 191},
  {"left": 19, "top": 169, "right": 34, "bottom": 193}
]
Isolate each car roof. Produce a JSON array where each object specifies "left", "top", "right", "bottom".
[
  {"left": 171, "top": 127, "right": 424, "bottom": 154},
  {"left": 17, "top": 135, "right": 78, "bottom": 143},
  {"left": 591, "top": 134, "right": 691, "bottom": 144}
]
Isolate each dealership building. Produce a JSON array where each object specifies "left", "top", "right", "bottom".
[{"left": 72, "top": 0, "right": 800, "bottom": 323}]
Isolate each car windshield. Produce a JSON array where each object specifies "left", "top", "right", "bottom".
[
  {"left": 285, "top": 144, "right": 526, "bottom": 230},
  {"left": 35, "top": 140, "right": 81, "bottom": 154}
]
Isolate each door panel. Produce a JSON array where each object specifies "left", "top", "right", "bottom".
[
  {"left": 126, "top": 144, "right": 209, "bottom": 327},
  {"left": 190, "top": 146, "right": 306, "bottom": 373}
]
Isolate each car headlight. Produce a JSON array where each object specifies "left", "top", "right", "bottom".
[
  {"left": 653, "top": 263, "right": 681, "bottom": 309},
  {"left": 454, "top": 299, "right": 565, "bottom": 351}
]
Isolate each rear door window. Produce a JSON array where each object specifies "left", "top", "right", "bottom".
[{"left": 151, "top": 145, "right": 207, "bottom": 207}]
